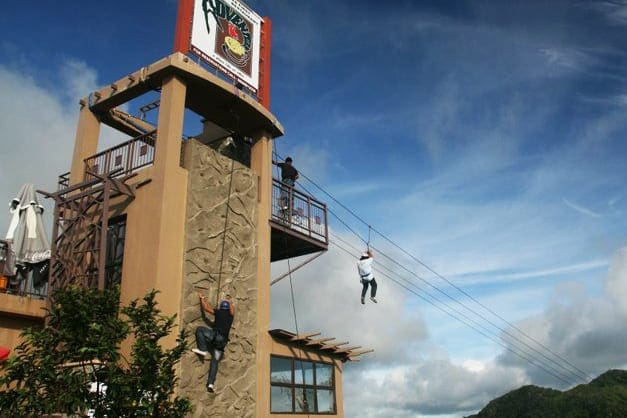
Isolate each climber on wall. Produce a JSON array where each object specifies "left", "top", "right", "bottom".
[{"left": 192, "top": 292, "right": 235, "bottom": 392}]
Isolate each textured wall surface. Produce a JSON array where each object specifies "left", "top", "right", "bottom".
[{"left": 178, "top": 139, "right": 258, "bottom": 417}]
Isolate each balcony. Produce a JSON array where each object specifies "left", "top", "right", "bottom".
[
  {"left": 0, "top": 240, "right": 48, "bottom": 300},
  {"left": 57, "top": 131, "right": 157, "bottom": 191},
  {"left": 270, "top": 179, "right": 328, "bottom": 262},
  {"left": 54, "top": 137, "right": 328, "bottom": 262},
  {"left": 84, "top": 131, "right": 156, "bottom": 182},
  {"left": 0, "top": 274, "right": 48, "bottom": 300},
  {"left": 0, "top": 240, "right": 48, "bottom": 320}
]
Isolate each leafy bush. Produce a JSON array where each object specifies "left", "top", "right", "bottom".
[{"left": 0, "top": 286, "right": 191, "bottom": 417}]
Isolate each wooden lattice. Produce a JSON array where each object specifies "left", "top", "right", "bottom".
[{"left": 40, "top": 173, "right": 140, "bottom": 294}]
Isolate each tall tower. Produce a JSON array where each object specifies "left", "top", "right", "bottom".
[{"left": 0, "top": 1, "right": 370, "bottom": 416}]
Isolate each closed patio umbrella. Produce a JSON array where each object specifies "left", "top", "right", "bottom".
[
  {"left": 6, "top": 183, "right": 50, "bottom": 265},
  {"left": 4, "top": 184, "right": 50, "bottom": 293}
]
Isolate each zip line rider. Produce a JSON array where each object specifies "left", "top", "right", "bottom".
[
  {"left": 192, "top": 292, "right": 235, "bottom": 392},
  {"left": 357, "top": 249, "right": 377, "bottom": 304}
]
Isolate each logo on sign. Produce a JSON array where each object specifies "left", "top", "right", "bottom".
[{"left": 202, "top": 0, "right": 253, "bottom": 72}]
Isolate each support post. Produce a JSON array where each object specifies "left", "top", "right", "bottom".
[
  {"left": 69, "top": 105, "right": 100, "bottom": 185},
  {"left": 259, "top": 18, "right": 272, "bottom": 109},
  {"left": 173, "top": 0, "right": 193, "bottom": 54},
  {"left": 250, "top": 130, "right": 273, "bottom": 417}
]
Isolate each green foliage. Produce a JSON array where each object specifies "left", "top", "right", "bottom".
[
  {"left": 0, "top": 286, "right": 191, "bottom": 417},
  {"left": 467, "top": 370, "right": 627, "bottom": 418}
]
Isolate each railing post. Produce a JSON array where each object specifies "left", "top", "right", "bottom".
[
  {"left": 307, "top": 195, "right": 312, "bottom": 237},
  {"left": 83, "top": 158, "right": 90, "bottom": 182},
  {"left": 127, "top": 137, "right": 134, "bottom": 175},
  {"left": 104, "top": 151, "right": 111, "bottom": 177},
  {"left": 324, "top": 204, "right": 329, "bottom": 244}
]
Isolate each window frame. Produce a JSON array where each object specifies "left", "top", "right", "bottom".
[
  {"left": 104, "top": 215, "right": 126, "bottom": 290},
  {"left": 270, "top": 354, "right": 337, "bottom": 415}
]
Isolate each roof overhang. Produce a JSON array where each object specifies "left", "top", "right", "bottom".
[
  {"left": 269, "top": 329, "right": 373, "bottom": 363},
  {"left": 81, "top": 52, "right": 284, "bottom": 139}
]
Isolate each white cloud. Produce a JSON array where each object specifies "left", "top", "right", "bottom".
[
  {"left": 0, "top": 65, "right": 78, "bottom": 235},
  {"left": 563, "top": 198, "right": 604, "bottom": 218},
  {"left": 415, "top": 78, "right": 463, "bottom": 161},
  {"left": 585, "top": 1, "right": 627, "bottom": 26},
  {"left": 606, "top": 247, "right": 627, "bottom": 317},
  {"left": 335, "top": 247, "right": 627, "bottom": 416},
  {"left": 615, "top": 93, "right": 627, "bottom": 105},
  {"left": 270, "top": 240, "right": 428, "bottom": 365},
  {"left": 497, "top": 247, "right": 627, "bottom": 387},
  {"left": 57, "top": 59, "right": 99, "bottom": 105},
  {"left": 0, "top": 60, "right": 135, "bottom": 237},
  {"left": 539, "top": 47, "right": 595, "bottom": 72},
  {"left": 454, "top": 259, "right": 608, "bottom": 286},
  {"left": 344, "top": 357, "right": 526, "bottom": 417}
]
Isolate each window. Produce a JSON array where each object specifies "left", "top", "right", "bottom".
[
  {"left": 104, "top": 216, "right": 126, "bottom": 289},
  {"left": 270, "top": 355, "right": 336, "bottom": 414}
]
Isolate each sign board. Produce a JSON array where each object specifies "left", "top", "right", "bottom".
[{"left": 190, "top": 0, "right": 262, "bottom": 92}]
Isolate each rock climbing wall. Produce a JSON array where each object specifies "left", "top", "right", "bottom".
[{"left": 178, "top": 139, "right": 258, "bottom": 417}]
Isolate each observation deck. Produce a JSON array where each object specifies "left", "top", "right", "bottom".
[
  {"left": 56, "top": 134, "right": 328, "bottom": 267},
  {"left": 269, "top": 179, "right": 328, "bottom": 262}
]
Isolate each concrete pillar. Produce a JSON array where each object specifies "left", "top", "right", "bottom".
[
  {"left": 153, "top": 76, "right": 187, "bottom": 176},
  {"left": 69, "top": 105, "right": 100, "bottom": 185},
  {"left": 250, "top": 131, "right": 273, "bottom": 417},
  {"left": 120, "top": 75, "right": 188, "bottom": 350}
]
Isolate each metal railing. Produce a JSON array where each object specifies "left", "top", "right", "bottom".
[
  {"left": 57, "top": 171, "right": 70, "bottom": 191},
  {"left": 83, "top": 131, "right": 156, "bottom": 182},
  {"left": 0, "top": 240, "right": 49, "bottom": 299},
  {"left": 1, "top": 272, "right": 49, "bottom": 299},
  {"left": 271, "top": 179, "right": 328, "bottom": 244}
]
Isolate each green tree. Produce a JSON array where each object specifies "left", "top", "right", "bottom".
[{"left": 0, "top": 286, "right": 191, "bottom": 417}]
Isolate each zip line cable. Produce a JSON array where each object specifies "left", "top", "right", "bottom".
[
  {"left": 328, "top": 236, "right": 576, "bottom": 386},
  {"left": 331, "top": 228, "right": 589, "bottom": 383},
  {"left": 297, "top": 165, "right": 590, "bottom": 382},
  {"left": 329, "top": 231, "right": 582, "bottom": 385},
  {"left": 370, "top": 227, "right": 592, "bottom": 382},
  {"left": 274, "top": 151, "right": 590, "bottom": 384}
]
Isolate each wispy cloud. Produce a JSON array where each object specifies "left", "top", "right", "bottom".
[
  {"left": 454, "top": 259, "right": 609, "bottom": 285},
  {"left": 584, "top": 1, "right": 627, "bottom": 25},
  {"left": 0, "top": 65, "right": 77, "bottom": 235},
  {"left": 539, "top": 47, "right": 596, "bottom": 72},
  {"left": 613, "top": 93, "right": 627, "bottom": 105},
  {"left": 563, "top": 198, "right": 604, "bottom": 218}
]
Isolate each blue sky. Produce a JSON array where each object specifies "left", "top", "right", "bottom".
[{"left": 2, "top": 1, "right": 627, "bottom": 417}]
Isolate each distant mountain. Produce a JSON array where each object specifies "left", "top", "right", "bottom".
[{"left": 466, "top": 369, "right": 627, "bottom": 418}]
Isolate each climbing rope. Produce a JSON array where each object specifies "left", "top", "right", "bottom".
[{"left": 214, "top": 150, "right": 237, "bottom": 306}]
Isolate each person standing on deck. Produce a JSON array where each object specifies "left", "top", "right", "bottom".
[{"left": 273, "top": 157, "right": 299, "bottom": 211}]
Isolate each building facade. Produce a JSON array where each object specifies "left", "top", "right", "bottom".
[{"left": 1, "top": 52, "right": 367, "bottom": 416}]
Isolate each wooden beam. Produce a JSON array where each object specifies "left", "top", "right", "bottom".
[
  {"left": 270, "top": 251, "right": 325, "bottom": 285},
  {"left": 349, "top": 349, "right": 375, "bottom": 357},
  {"left": 321, "top": 341, "right": 348, "bottom": 350},
  {"left": 306, "top": 337, "right": 335, "bottom": 346},
  {"left": 290, "top": 332, "right": 321, "bottom": 341},
  {"left": 335, "top": 346, "right": 361, "bottom": 354}
]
